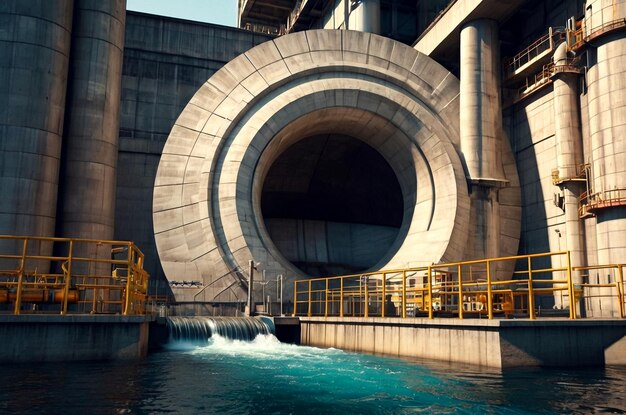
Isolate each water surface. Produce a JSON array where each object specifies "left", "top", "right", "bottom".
[{"left": 2, "top": 334, "right": 625, "bottom": 414}]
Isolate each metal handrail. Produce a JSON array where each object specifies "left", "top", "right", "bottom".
[
  {"left": 293, "top": 251, "right": 626, "bottom": 320},
  {"left": 0, "top": 235, "right": 149, "bottom": 316}
]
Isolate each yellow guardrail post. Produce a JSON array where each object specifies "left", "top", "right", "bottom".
[
  {"left": 527, "top": 256, "right": 535, "bottom": 320},
  {"left": 340, "top": 277, "right": 344, "bottom": 318},
  {"left": 61, "top": 240, "right": 73, "bottom": 315},
  {"left": 123, "top": 244, "right": 133, "bottom": 315},
  {"left": 427, "top": 266, "right": 433, "bottom": 319},
  {"left": 567, "top": 251, "right": 576, "bottom": 319},
  {"left": 324, "top": 279, "right": 329, "bottom": 318},
  {"left": 364, "top": 276, "right": 369, "bottom": 318},
  {"left": 486, "top": 259, "right": 493, "bottom": 320},
  {"left": 381, "top": 272, "right": 386, "bottom": 318},
  {"left": 458, "top": 264, "right": 464, "bottom": 320},
  {"left": 293, "top": 281, "right": 297, "bottom": 316},
  {"left": 308, "top": 280, "right": 312, "bottom": 317},
  {"left": 617, "top": 265, "right": 624, "bottom": 319},
  {"left": 401, "top": 270, "right": 406, "bottom": 319},
  {"left": 13, "top": 238, "right": 28, "bottom": 315}
]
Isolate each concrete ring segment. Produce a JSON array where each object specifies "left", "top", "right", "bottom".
[{"left": 153, "top": 30, "right": 472, "bottom": 300}]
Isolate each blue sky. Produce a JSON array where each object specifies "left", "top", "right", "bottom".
[{"left": 127, "top": 0, "right": 237, "bottom": 27}]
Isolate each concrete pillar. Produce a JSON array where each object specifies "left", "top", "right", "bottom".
[
  {"left": 460, "top": 19, "right": 505, "bottom": 183},
  {"left": 552, "top": 42, "right": 585, "bottom": 309},
  {"left": 0, "top": 1, "right": 74, "bottom": 263},
  {"left": 584, "top": 0, "right": 626, "bottom": 317},
  {"left": 460, "top": 19, "right": 506, "bottom": 264},
  {"left": 57, "top": 0, "right": 126, "bottom": 243},
  {"left": 353, "top": 0, "right": 381, "bottom": 34}
]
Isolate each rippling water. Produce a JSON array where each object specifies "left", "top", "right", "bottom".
[{"left": 2, "top": 334, "right": 625, "bottom": 414}]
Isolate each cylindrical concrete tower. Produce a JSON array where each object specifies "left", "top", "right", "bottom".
[
  {"left": 552, "top": 42, "right": 585, "bottom": 308},
  {"left": 460, "top": 19, "right": 505, "bottom": 183},
  {"left": 460, "top": 19, "right": 510, "bottom": 267},
  {"left": 584, "top": 0, "right": 626, "bottom": 316},
  {"left": 352, "top": 0, "right": 381, "bottom": 34},
  {"left": 0, "top": 1, "right": 74, "bottom": 260},
  {"left": 57, "top": 0, "right": 126, "bottom": 242}
]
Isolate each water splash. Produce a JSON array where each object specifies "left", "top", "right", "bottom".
[{"left": 165, "top": 316, "right": 273, "bottom": 344}]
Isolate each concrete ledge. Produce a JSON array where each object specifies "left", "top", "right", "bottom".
[
  {"left": 0, "top": 314, "right": 154, "bottom": 323},
  {"left": 0, "top": 314, "right": 152, "bottom": 362},
  {"left": 300, "top": 317, "right": 626, "bottom": 368}
]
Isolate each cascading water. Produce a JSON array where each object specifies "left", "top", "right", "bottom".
[{"left": 166, "top": 316, "right": 274, "bottom": 344}]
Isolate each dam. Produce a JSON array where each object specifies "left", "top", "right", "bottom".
[{"left": 1, "top": 0, "right": 626, "bottom": 372}]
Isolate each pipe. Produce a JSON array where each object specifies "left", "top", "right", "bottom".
[
  {"left": 460, "top": 19, "right": 505, "bottom": 183},
  {"left": 552, "top": 42, "right": 585, "bottom": 303}
]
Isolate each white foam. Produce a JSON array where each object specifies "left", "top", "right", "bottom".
[{"left": 182, "top": 333, "right": 344, "bottom": 362}]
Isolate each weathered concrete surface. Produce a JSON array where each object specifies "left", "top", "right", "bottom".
[
  {"left": 0, "top": 315, "right": 151, "bottom": 362},
  {"left": 116, "top": 12, "right": 274, "bottom": 290},
  {"left": 0, "top": 0, "right": 73, "bottom": 259},
  {"left": 153, "top": 29, "right": 521, "bottom": 302},
  {"left": 584, "top": 0, "right": 626, "bottom": 317},
  {"left": 57, "top": 0, "right": 126, "bottom": 244},
  {"left": 300, "top": 317, "right": 626, "bottom": 368}
]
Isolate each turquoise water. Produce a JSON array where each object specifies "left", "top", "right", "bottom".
[{"left": 2, "top": 334, "right": 626, "bottom": 414}]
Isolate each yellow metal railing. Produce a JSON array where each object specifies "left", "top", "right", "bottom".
[
  {"left": 0, "top": 235, "right": 149, "bottom": 315},
  {"left": 293, "top": 251, "right": 626, "bottom": 320}
]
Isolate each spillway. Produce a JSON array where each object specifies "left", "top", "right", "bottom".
[{"left": 165, "top": 316, "right": 274, "bottom": 343}]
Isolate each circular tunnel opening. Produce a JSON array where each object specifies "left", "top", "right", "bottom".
[{"left": 261, "top": 134, "right": 404, "bottom": 276}]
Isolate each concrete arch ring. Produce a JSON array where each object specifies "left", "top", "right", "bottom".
[{"left": 153, "top": 30, "right": 471, "bottom": 299}]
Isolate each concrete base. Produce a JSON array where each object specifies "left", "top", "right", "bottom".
[
  {"left": 0, "top": 315, "right": 152, "bottom": 362},
  {"left": 300, "top": 317, "right": 626, "bottom": 368}
]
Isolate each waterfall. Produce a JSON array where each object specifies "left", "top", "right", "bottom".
[{"left": 166, "top": 316, "right": 274, "bottom": 343}]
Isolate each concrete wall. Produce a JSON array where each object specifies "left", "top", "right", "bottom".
[
  {"left": 0, "top": 0, "right": 73, "bottom": 262},
  {"left": 0, "top": 315, "right": 150, "bottom": 362},
  {"left": 152, "top": 30, "right": 493, "bottom": 302},
  {"left": 301, "top": 317, "right": 626, "bottom": 367},
  {"left": 501, "top": 0, "right": 626, "bottom": 315},
  {"left": 505, "top": 90, "right": 559, "bottom": 258},
  {"left": 115, "top": 12, "right": 273, "bottom": 292},
  {"left": 266, "top": 219, "right": 398, "bottom": 276},
  {"left": 57, "top": 0, "right": 126, "bottom": 245}
]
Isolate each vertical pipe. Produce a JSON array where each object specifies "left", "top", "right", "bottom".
[
  {"left": 460, "top": 19, "right": 504, "bottom": 182},
  {"left": 552, "top": 42, "right": 585, "bottom": 307},
  {"left": 0, "top": 1, "right": 73, "bottom": 267},
  {"left": 58, "top": 0, "right": 126, "bottom": 256},
  {"left": 362, "top": 0, "right": 380, "bottom": 34},
  {"left": 585, "top": 0, "right": 626, "bottom": 317},
  {"left": 460, "top": 19, "right": 506, "bottom": 266}
]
